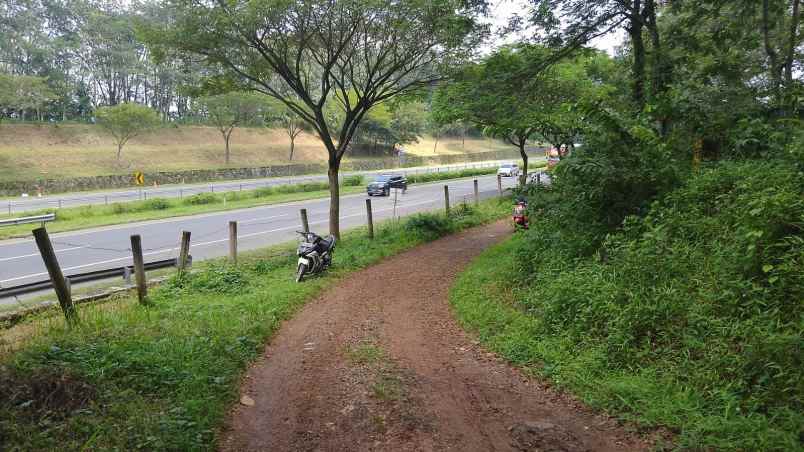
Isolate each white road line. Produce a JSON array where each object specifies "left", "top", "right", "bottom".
[{"left": 0, "top": 246, "right": 84, "bottom": 263}]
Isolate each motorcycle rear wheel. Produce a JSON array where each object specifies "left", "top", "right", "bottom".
[{"left": 296, "top": 263, "right": 307, "bottom": 283}]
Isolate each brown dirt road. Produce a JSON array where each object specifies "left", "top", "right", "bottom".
[{"left": 219, "top": 221, "right": 651, "bottom": 452}]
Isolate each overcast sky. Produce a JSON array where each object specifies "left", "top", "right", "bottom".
[{"left": 485, "top": 0, "right": 625, "bottom": 55}]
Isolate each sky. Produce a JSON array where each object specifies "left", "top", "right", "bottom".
[{"left": 485, "top": 0, "right": 626, "bottom": 55}]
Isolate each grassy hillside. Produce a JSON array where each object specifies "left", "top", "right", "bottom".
[
  {"left": 451, "top": 160, "right": 803, "bottom": 450},
  {"left": 0, "top": 123, "right": 515, "bottom": 182}
]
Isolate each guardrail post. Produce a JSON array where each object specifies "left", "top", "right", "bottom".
[
  {"left": 58, "top": 199, "right": 62, "bottom": 209},
  {"left": 537, "top": 172, "right": 541, "bottom": 185},
  {"left": 365, "top": 199, "right": 374, "bottom": 239},
  {"left": 497, "top": 174, "right": 502, "bottom": 196},
  {"left": 178, "top": 230, "right": 191, "bottom": 275},
  {"left": 179, "top": 188, "right": 183, "bottom": 198},
  {"left": 123, "top": 266, "right": 132, "bottom": 285},
  {"left": 229, "top": 221, "right": 238, "bottom": 264},
  {"left": 104, "top": 195, "right": 109, "bottom": 205},
  {"left": 444, "top": 185, "right": 450, "bottom": 216},
  {"left": 130, "top": 234, "right": 148, "bottom": 305},
  {"left": 32, "top": 227, "right": 76, "bottom": 323},
  {"left": 473, "top": 179, "right": 479, "bottom": 205},
  {"left": 300, "top": 208, "right": 309, "bottom": 233}
]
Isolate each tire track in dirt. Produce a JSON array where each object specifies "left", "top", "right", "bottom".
[{"left": 219, "top": 221, "right": 650, "bottom": 451}]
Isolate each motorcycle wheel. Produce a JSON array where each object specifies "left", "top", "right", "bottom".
[{"left": 296, "top": 263, "right": 307, "bottom": 283}]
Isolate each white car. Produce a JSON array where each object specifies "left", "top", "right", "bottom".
[{"left": 497, "top": 163, "right": 520, "bottom": 177}]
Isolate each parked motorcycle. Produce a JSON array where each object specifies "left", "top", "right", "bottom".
[
  {"left": 295, "top": 231, "right": 336, "bottom": 282},
  {"left": 512, "top": 199, "right": 529, "bottom": 230}
]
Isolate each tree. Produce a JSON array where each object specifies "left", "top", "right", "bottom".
[
  {"left": 95, "top": 103, "right": 160, "bottom": 160},
  {"left": 0, "top": 73, "right": 55, "bottom": 120},
  {"left": 433, "top": 45, "right": 610, "bottom": 181},
  {"left": 198, "top": 92, "right": 263, "bottom": 164},
  {"left": 526, "top": 0, "right": 665, "bottom": 110},
  {"left": 144, "top": 0, "right": 485, "bottom": 238}
]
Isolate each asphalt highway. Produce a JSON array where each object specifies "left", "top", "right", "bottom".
[{"left": 0, "top": 174, "right": 518, "bottom": 302}]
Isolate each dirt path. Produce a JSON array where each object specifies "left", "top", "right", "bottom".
[{"left": 219, "top": 221, "right": 649, "bottom": 451}]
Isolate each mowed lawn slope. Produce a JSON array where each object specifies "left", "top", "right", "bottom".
[{"left": 0, "top": 124, "right": 515, "bottom": 182}]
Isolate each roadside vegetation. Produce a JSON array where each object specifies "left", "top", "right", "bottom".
[
  {"left": 0, "top": 197, "right": 509, "bottom": 450},
  {"left": 452, "top": 153, "right": 803, "bottom": 450},
  {"left": 0, "top": 168, "right": 501, "bottom": 240}
]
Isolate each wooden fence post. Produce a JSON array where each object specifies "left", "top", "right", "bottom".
[
  {"left": 32, "top": 227, "right": 76, "bottom": 322},
  {"left": 300, "top": 208, "right": 309, "bottom": 233},
  {"left": 497, "top": 174, "right": 502, "bottom": 196},
  {"left": 365, "top": 198, "right": 374, "bottom": 239},
  {"left": 473, "top": 179, "right": 479, "bottom": 205},
  {"left": 444, "top": 185, "right": 450, "bottom": 215},
  {"left": 177, "top": 230, "right": 191, "bottom": 274},
  {"left": 130, "top": 234, "right": 148, "bottom": 305},
  {"left": 229, "top": 221, "right": 238, "bottom": 264}
]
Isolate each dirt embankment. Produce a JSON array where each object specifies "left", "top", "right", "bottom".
[{"left": 219, "top": 222, "right": 651, "bottom": 452}]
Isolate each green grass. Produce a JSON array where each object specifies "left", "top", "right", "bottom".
[
  {"left": 0, "top": 197, "right": 510, "bottom": 451},
  {"left": 0, "top": 168, "right": 510, "bottom": 240}
]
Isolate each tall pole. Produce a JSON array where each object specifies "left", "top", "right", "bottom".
[
  {"left": 32, "top": 227, "right": 76, "bottom": 323},
  {"left": 473, "top": 179, "right": 479, "bottom": 205},
  {"left": 497, "top": 174, "right": 502, "bottom": 196}
]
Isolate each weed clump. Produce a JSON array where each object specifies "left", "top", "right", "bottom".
[{"left": 182, "top": 192, "right": 218, "bottom": 205}]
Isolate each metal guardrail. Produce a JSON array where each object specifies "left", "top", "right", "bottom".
[
  {"left": 2, "top": 160, "right": 514, "bottom": 215},
  {"left": 0, "top": 256, "right": 189, "bottom": 298},
  {"left": 0, "top": 213, "right": 55, "bottom": 227}
]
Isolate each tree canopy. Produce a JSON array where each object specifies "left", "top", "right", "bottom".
[
  {"left": 144, "top": 0, "right": 487, "bottom": 237},
  {"left": 95, "top": 102, "right": 161, "bottom": 160}
]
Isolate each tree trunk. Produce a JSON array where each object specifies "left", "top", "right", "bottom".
[
  {"left": 629, "top": 0, "right": 646, "bottom": 109},
  {"left": 289, "top": 137, "right": 295, "bottom": 161},
  {"left": 519, "top": 141, "right": 528, "bottom": 186},
  {"left": 328, "top": 166, "right": 340, "bottom": 239},
  {"left": 224, "top": 132, "right": 231, "bottom": 164},
  {"left": 117, "top": 142, "right": 123, "bottom": 160},
  {"left": 762, "top": 0, "right": 784, "bottom": 111},
  {"left": 433, "top": 132, "right": 439, "bottom": 153},
  {"left": 784, "top": 0, "right": 801, "bottom": 113}
]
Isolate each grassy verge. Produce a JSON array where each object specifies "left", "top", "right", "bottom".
[
  {"left": 0, "top": 197, "right": 509, "bottom": 451},
  {"left": 0, "top": 167, "right": 510, "bottom": 240}
]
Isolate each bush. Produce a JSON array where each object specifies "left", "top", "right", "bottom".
[
  {"left": 143, "top": 198, "right": 171, "bottom": 211},
  {"left": 341, "top": 175, "right": 364, "bottom": 186},
  {"left": 183, "top": 192, "right": 219, "bottom": 205},
  {"left": 404, "top": 213, "right": 453, "bottom": 240}
]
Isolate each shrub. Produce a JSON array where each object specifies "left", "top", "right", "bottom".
[
  {"left": 110, "top": 203, "right": 129, "bottom": 214},
  {"left": 342, "top": 175, "right": 364, "bottom": 186},
  {"left": 183, "top": 192, "right": 219, "bottom": 205},
  {"left": 404, "top": 213, "right": 453, "bottom": 240},
  {"left": 143, "top": 198, "right": 171, "bottom": 210}
]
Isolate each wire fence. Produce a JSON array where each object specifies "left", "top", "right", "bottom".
[{"left": 3, "top": 161, "right": 506, "bottom": 216}]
